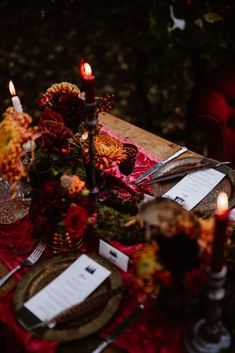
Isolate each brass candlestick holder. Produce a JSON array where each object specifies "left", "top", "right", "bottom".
[
  {"left": 85, "top": 102, "right": 98, "bottom": 196},
  {"left": 184, "top": 265, "right": 231, "bottom": 353}
]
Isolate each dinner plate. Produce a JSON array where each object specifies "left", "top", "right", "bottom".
[
  {"left": 14, "top": 252, "right": 122, "bottom": 341},
  {"left": 151, "top": 156, "right": 235, "bottom": 216}
]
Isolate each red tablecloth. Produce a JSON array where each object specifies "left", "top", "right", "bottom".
[{"left": 0, "top": 130, "right": 187, "bottom": 353}]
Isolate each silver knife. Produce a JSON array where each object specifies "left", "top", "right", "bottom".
[
  {"left": 139, "top": 161, "right": 230, "bottom": 186},
  {"left": 134, "top": 146, "right": 188, "bottom": 185},
  {"left": 91, "top": 304, "right": 144, "bottom": 353}
]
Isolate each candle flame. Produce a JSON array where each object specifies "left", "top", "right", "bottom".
[
  {"left": 9, "top": 80, "right": 16, "bottom": 96},
  {"left": 82, "top": 62, "right": 92, "bottom": 77},
  {"left": 217, "top": 192, "right": 228, "bottom": 213}
]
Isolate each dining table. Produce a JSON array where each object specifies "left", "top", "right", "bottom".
[
  {"left": 0, "top": 112, "right": 234, "bottom": 353},
  {"left": 99, "top": 113, "right": 197, "bottom": 161}
]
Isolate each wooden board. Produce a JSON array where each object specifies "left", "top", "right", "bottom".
[{"left": 99, "top": 112, "right": 199, "bottom": 160}]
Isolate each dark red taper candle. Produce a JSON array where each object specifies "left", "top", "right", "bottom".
[
  {"left": 80, "top": 62, "right": 96, "bottom": 104},
  {"left": 211, "top": 192, "right": 230, "bottom": 272}
]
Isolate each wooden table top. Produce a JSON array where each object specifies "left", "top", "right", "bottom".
[{"left": 99, "top": 112, "right": 199, "bottom": 160}]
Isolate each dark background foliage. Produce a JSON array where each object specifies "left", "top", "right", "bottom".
[{"left": 0, "top": 0, "right": 235, "bottom": 152}]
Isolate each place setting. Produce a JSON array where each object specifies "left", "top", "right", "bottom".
[
  {"left": 135, "top": 153, "right": 235, "bottom": 216},
  {"left": 14, "top": 251, "right": 123, "bottom": 342}
]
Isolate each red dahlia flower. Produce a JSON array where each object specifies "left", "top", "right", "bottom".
[{"left": 64, "top": 203, "right": 88, "bottom": 237}]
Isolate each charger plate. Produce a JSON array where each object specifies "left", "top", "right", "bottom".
[
  {"left": 151, "top": 156, "right": 235, "bottom": 216},
  {"left": 14, "top": 252, "right": 122, "bottom": 341}
]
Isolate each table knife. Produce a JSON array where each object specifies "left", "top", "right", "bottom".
[
  {"left": 91, "top": 304, "right": 144, "bottom": 353},
  {"left": 134, "top": 146, "right": 188, "bottom": 184},
  {"left": 139, "top": 161, "right": 230, "bottom": 186}
]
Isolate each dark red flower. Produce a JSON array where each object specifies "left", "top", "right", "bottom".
[
  {"left": 42, "top": 180, "right": 59, "bottom": 197},
  {"left": 49, "top": 93, "right": 86, "bottom": 131},
  {"left": 119, "top": 143, "right": 138, "bottom": 175},
  {"left": 40, "top": 108, "right": 64, "bottom": 124},
  {"left": 183, "top": 268, "right": 207, "bottom": 294},
  {"left": 64, "top": 203, "right": 88, "bottom": 237},
  {"left": 154, "top": 270, "right": 172, "bottom": 287},
  {"left": 38, "top": 120, "right": 73, "bottom": 153},
  {"left": 38, "top": 94, "right": 51, "bottom": 108}
]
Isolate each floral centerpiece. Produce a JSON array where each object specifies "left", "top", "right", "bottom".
[
  {"left": 130, "top": 198, "right": 232, "bottom": 318},
  {"left": 37, "top": 81, "right": 137, "bottom": 178},
  {"left": 29, "top": 173, "right": 95, "bottom": 252},
  {"left": 0, "top": 76, "right": 142, "bottom": 253},
  {"left": 24, "top": 80, "right": 140, "bottom": 250},
  {"left": 0, "top": 78, "right": 138, "bottom": 249}
]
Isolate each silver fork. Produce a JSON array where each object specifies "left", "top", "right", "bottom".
[{"left": 0, "top": 241, "right": 46, "bottom": 287}]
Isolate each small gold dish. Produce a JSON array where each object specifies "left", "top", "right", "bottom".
[{"left": 46, "top": 231, "right": 84, "bottom": 253}]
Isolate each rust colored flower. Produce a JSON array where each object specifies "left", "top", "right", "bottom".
[
  {"left": 0, "top": 107, "right": 39, "bottom": 188},
  {"left": 60, "top": 174, "right": 86, "bottom": 194},
  {"left": 46, "top": 82, "right": 81, "bottom": 97},
  {"left": 84, "top": 133, "right": 127, "bottom": 170},
  {"left": 64, "top": 203, "right": 88, "bottom": 237}
]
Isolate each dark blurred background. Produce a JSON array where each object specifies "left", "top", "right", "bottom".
[{"left": 1, "top": 0, "right": 235, "bottom": 152}]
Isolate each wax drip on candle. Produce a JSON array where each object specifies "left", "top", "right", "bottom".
[{"left": 9, "top": 80, "right": 23, "bottom": 113}]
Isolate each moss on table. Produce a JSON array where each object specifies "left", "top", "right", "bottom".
[{"left": 95, "top": 204, "right": 145, "bottom": 245}]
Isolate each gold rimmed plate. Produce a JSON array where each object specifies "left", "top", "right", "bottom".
[
  {"left": 151, "top": 156, "right": 235, "bottom": 216},
  {"left": 13, "top": 252, "right": 122, "bottom": 341}
]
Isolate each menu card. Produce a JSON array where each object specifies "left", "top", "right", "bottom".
[
  {"left": 163, "top": 168, "right": 226, "bottom": 210},
  {"left": 20, "top": 254, "right": 111, "bottom": 325}
]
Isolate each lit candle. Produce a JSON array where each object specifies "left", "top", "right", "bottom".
[
  {"left": 211, "top": 192, "right": 230, "bottom": 272},
  {"left": 9, "top": 80, "right": 23, "bottom": 112},
  {"left": 80, "top": 62, "right": 96, "bottom": 104}
]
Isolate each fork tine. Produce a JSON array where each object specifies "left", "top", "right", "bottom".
[
  {"left": 33, "top": 241, "right": 45, "bottom": 253},
  {"left": 33, "top": 242, "right": 45, "bottom": 255},
  {"left": 28, "top": 241, "right": 46, "bottom": 262},
  {"left": 0, "top": 241, "right": 46, "bottom": 287},
  {"left": 29, "top": 241, "right": 44, "bottom": 256}
]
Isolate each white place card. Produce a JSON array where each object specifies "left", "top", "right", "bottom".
[
  {"left": 24, "top": 254, "right": 111, "bottom": 323},
  {"left": 99, "top": 239, "right": 129, "bottom": 272},
  {"left": 163, "top": 168, "right": 226, "bottom": 210}
]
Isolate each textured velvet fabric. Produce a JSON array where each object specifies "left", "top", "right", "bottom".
[{"left": 193, "top": 65, "right": 235, "bottom": 168}]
